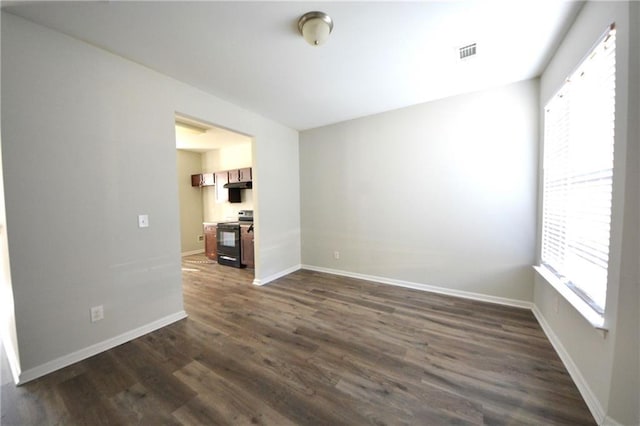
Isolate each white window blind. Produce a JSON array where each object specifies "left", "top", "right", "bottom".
[{"left": 541, "top": 25, "right": 616, "bottom": 315}]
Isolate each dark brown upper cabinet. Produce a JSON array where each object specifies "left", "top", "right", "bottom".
[
  {"left": 239, "top": 167, "right": 252, "bottom": 182},
  {"left": 228, "top": 167, "right": 252, "bottom": 183},
  {"left": 228, "top": 169, "right": 240, "bottom": 183},
  {"left": 191, "top": 173, "right": 214, "bottom": 187}
]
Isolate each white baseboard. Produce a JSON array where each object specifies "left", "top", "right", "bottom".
[
  {"left": 253, "top": 264, "right": 302, "bottom": 286},
  {"left": 301, "top": 264, "right": 533, "bottom": 309},
  {"left": 531, "top": 305, "right": 606, "bottom": 424},
  {"left": 17, "top": 310, "right": 188, "bottom": 385},
  {"left": 181, "top": 249, "right": 204, "bottom": 257},
  {"left": 602, "top": 417, "right": 625, "bottom": 426}
]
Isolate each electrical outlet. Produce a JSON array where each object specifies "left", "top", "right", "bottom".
[
  {"left": 333, "top": 251, "right": 340, "bottom": 260},
  {"left": 138, "top": 214, "right": 149, "bottom": 228},
  {"left": 90, "top": 305, "right": 104, "bottom": 323},
  {"left": 197, "top": 235, "right": 204, "bottom": 242}
]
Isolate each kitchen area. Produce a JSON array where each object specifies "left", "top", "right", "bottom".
[
  {"left": 175, "top": 115, "right": 255, "bottom": 271},
  {"left": 205, "top": 208, "right": 254, "bottom": 268}
]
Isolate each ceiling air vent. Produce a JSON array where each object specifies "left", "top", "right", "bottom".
[{"left": 459, "top": 43, "right": 477, "bottom": 60}]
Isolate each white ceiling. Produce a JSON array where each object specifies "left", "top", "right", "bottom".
[{"left": 3, "top": 1, "right": 582, "bottom": 131}]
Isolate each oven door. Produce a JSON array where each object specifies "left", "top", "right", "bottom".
[{"left": 217, "top": 225, "right": 242, "bottom": 267}]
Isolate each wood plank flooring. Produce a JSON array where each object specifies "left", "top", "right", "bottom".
[{"left": 1, "top": 254, "right": 595, "bottom": 425}]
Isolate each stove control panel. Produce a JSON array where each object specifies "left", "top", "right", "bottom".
[{"left": 238, "top": 210, "right": 253, "bottom": 221}]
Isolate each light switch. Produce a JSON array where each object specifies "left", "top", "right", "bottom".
[{"left": 138, "top": 214, "right": 149, "bottom": 228}]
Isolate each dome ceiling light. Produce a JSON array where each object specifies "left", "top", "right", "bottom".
[{"left": 298, "top": 11, "right": 334, "bottom": 46}]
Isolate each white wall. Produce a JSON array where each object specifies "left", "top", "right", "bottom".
[
  {"left": 535, "top": 2, "right": 639, "bottom": 424},
  {"left": 300, "top": 79, "right": 538, "bottom": 303},
  {"left": 1, "top": 12, "right": 300, "bottom": 381},
  {"left": 176, "top": 150, "right": 204, "bottom": 254},
  {"left": 214, "top": 143, "right": 252, "bottom": 170},
  {"left": 201, "top": 144, "right": 253, "bottom": 222}
]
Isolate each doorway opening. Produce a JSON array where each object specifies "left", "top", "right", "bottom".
[{"left": 174, "top": 114, "right": 255, "bottom": 281}]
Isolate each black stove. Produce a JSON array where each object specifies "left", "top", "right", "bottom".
[{"left": 217, "top": 210, "right": 253, "bottom": 268}]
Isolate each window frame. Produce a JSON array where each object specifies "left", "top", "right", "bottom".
[{"left": 536, "top": 23, "right": 617, "bottom": 330}]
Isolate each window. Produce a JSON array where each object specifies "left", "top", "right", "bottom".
[{"left": 541, "top": 24, "right": 616, "bottom": 316}]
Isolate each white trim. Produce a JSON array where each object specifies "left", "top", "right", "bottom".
[
  {"left": 533, "top": 265, "right": 607, "bottom": 331},
  {"left": 253, "top": 264, "right": 301, "bottom": 286},
  {"left": 531, "top": 305, "right": 606, "bottom": 425},
  {"left": 181, "top": 249, "right": 205, "bottom": 257},
  {"left": 1, "top": 334, "right": 21, "bottom": 385},
  {"left": 301, "top": 264, "right": 533, "bottom": 309},
  {"left": 17, "top": 310, "right": 188, "bottom": 384},
  {"left": 602, "top": 416, "right": 625, "bottom": 426}
]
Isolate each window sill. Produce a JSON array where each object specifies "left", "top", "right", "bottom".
[{"left": 533, "top": 265, "right": 608, "bottom": 335}]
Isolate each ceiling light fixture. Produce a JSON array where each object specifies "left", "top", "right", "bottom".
[{"left": 298, "top": 11, "right": 333, "bottom": 46}]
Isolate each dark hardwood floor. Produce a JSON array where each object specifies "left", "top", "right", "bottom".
[{"left": 1, "top": 254, "right": 595, "bottom": 425}]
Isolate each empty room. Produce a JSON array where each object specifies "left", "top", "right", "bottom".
[{"left": 1, "top": 1, "right": 638, "bottom": 425}]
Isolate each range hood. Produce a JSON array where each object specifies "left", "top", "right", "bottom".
[{"left": 224, "top": 181, "right": 252, "bottom": 189}]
